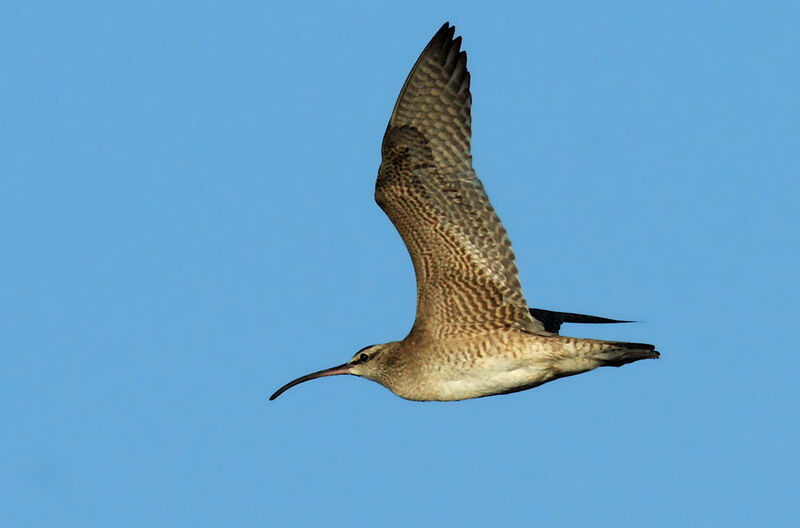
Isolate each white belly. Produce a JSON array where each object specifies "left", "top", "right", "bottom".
[{"left": 431, "top": 362, "right": 555, "bottom": 401}]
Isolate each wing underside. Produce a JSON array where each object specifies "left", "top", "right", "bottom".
[{"left": 376, "top": 23, "right": 545, "bottom": 335}]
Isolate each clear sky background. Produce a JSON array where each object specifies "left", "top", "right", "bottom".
[{"left": 2, "top": 1, "right": 798, "bottom": 526}]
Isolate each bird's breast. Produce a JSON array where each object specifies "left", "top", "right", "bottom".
[{"left": 391, "top": 335, "right": 557, "bottom": 401}]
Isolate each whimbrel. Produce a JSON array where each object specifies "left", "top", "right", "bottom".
[{"left": 271, "top": 23, "right": 658, "bottom": 402}]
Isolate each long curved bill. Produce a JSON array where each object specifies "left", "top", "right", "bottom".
[{"left": 269, "top": 363, "right": 352, "bottom": 400}]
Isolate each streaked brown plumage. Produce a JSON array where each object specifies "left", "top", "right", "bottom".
[{"left": 271, "top": 23, "right": 658, "bottom": 402}]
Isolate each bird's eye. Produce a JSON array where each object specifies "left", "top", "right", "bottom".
[{"left": 359, "top": 353, "right": 369, "bottom": 362}]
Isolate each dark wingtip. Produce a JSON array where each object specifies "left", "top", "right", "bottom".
[
  {"left": 529, "top": 308, "right": 637, "bottom": 334},
  {"left": 430, "top": 22, "right": 457, "bottom": 52},
  {"left": 431, "top": 22, "right": 451, "bottom": 38}
]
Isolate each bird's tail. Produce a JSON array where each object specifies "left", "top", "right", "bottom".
[{"left": 595, "top": 340, "right": 659, "bottom": 367}]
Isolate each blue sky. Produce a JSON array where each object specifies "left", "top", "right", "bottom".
[{"left": 2, "top": 1, "right": 798, "bottom": 526}]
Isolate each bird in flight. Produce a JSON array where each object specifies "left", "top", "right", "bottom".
[{"left": 271, "top": 23, "right": 658, "bottom": 402}]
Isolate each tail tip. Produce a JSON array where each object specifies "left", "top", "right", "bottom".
[{"left": 604, "top": 345, "right": 660, "bottom": 367}]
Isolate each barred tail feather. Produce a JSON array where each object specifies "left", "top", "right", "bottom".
[{"left": 599, "top": 341, "right": 659, "bottom": 367}]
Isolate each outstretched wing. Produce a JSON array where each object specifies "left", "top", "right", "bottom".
[{"left": 376, "top": 23, "right": 546, "bottom": 336}]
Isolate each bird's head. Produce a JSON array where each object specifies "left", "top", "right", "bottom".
[{"left": 269, "top": 342, "right": 400, "bottom": 400}]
